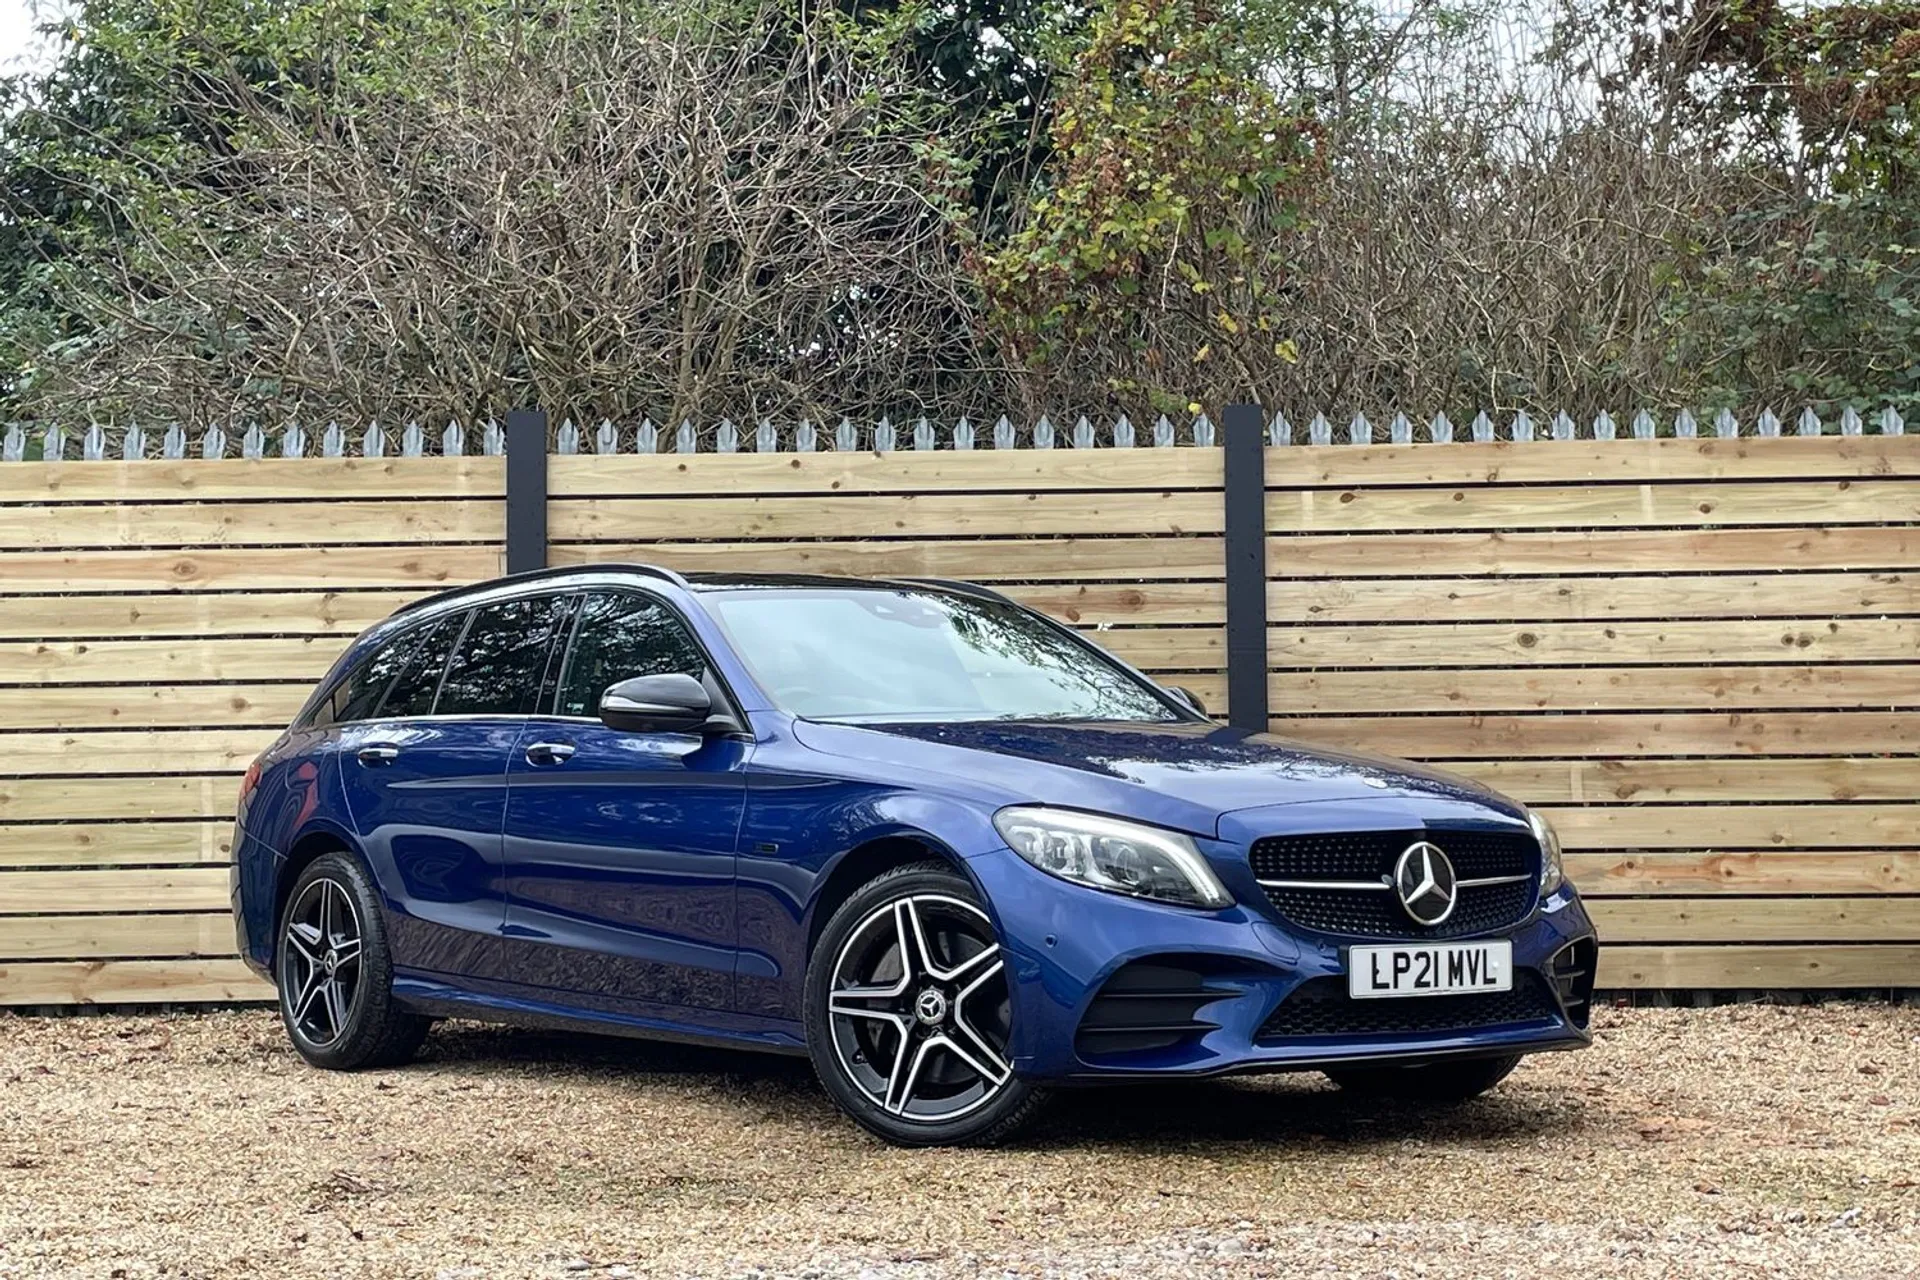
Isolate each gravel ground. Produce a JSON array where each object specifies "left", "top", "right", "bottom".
[{"left": 1, "top": 1003, "right": 1916, "bottom": 1280}]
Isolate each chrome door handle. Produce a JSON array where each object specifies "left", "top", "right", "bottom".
[
  {"left": 524, "top": 741, "right": 577, "bottom": 765},
  {"left": 356, "top": 744, "right": 401, "bottom": 766}
]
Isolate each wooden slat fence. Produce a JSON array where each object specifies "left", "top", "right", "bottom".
[{"left": 2, "top": 431, "right": 1916, "bottom": 1003}]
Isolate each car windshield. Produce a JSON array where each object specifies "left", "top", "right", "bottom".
[{"left": 701, "top": 587, "right": 1181, "bottom": 723}]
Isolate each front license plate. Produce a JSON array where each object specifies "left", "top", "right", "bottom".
[{"left": 1347, "top": 941, "right": 1513, "bottom": 999}]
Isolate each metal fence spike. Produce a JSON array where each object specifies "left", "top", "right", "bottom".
[
  {"left": 1714, "top": 407, "right": 1739, "bottom": 438},
  {"left": 84, "top": 424, "right": 107, "bottom": 460},
  {"left": 595, "top": 418, "right": 619, "bottom": 454},
  {"left": 42, "top": 425, "right": 64, "bottom": 461},
  {"left": 283, "top": 424, "right": 307, "bottom": 458},
  {"left": 1269, "top": 412, "right": 1290, "bottom": 447},
  {"left": 1033, "top": 415, "right": 1055, "bottom": 449},
  {"left": 481, "top": 420, "right": 504, "bottom": 456},
  {"left": 1430, "top": 411, "right": 1455, "bottom": 443},
  {"left": 1631, "top": 409, "right": 1655, "bottom": 439},
  {"left": 1389, "top": 412, "right": 1412, "bottom": 445},
  {"left": 1592, "top": 411, "right": 1616, "bottom": 441},
  {"left": 834, "top": 417, "right": 856, "bottom": 452},
  {"left": 556, "top": 418, "right": 580, "bottom": 454},
  {"left": 1840, "top": 406, "right": 1864, "bottom": 436},
  {"left": 635, "top": 418, "right": 658, "bottom": 453},
  {"left": 1511, "top": 411, "right": 1535, "bottom": 442},
  {"left": 914, "top": 417, "right": 935, "bottom": 451},
  {"left": 123, "top": 427, "right": 148, "bottom": 460},
  {"left": 676, "top": 419, "right": 697, "bottom": 454},
  {"left": 795, "top": 418, "right": 816, "bottom": 452},
  {"left": 995, "top": 416, "right": 1017, "bottom": 449},
  {"left": 1552, "top": 411, "right": 1575, "bottom": 441},
  {"left": 1347, "top": 413, "right": 1371, "bottom": 446},
  {"left": 716, "top": 419, "right": 739, "bottom": 454},
  {"left": 1756, "top": 408, "right": 1781, "bottom": 437},
  {"left": 360, "top": 422, "right": 384, "bottom": 459},
  {"left": 873, "top": 416, "right": 894, "bottom": 453},
  {"left": 1192, "top": 413, "right": 1214, "bottom": 447},
  {"left": 202, "top": 425, "right": 227, "bottom": 459},
  {"left": 1152, "top": 415, "right": 1175, "bottom": 448},
  {"left": 1796, "top": 407, "right": 1821, "bottom": 437},
  {"left": 952, "top": 417, "right": 974, "bottom": 450},
  {"left": 2, "top": 424, "right": 23, "bottom": 462},
  {"left": 440, "top": 421, "right": 463, "bottom": 456},
  {"left": 1470, "top": 411, "right": 1493, "bottom": 443},
  {"left": 1072, "top": 415, "right": 1094, "bottom": 449},
  {"left": 1883, "top": 406, "right": 1905, "bottom": 436},
  {"left": 401, "top": 422, "right": 425, "bottom": 457},
  {"left": 756, "top": 419, "right": 777, "bottom": 452},
  {"left": 1673, "top": 409, "right": 1697, "bottom": 438},
  {"left": 1308, "top": 413, "right": 1331, "bottom": 446},
  {"left": 322, "top": 422, "right": 345, "bottom": 457}
]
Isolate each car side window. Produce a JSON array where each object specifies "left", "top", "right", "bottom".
[
  {"left": 378, "top": 611, "right": 467, "bottom": 718},
  {"left": 323, "top": 631, "right": 419, "bottom": 725},
  {"left": 556, "top": 592, "right": 709, "bottom": 718},
  {"left": 434, "top": 595, "right": 569, "bottom": 717}
]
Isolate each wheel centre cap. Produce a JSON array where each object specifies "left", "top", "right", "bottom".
[
  {"left": 323, "top": 950, "right": 339, "bottom": 975},
  {"left": 914, "top": 989, "right": 948, "bottom": 1026}
]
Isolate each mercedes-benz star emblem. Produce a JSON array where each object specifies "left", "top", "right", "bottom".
[
  {"left": 914, "top": 989, "right": 949, "bottom": 1026},
  {"left": 1392, "top": 841, "right": 1458, "bottom": 926}
]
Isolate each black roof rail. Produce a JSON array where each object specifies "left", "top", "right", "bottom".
[
  {"left": 893, "top": 576, "right": 1019, "bottom": 606},
  {"left": 389, "top": 562, "right": 690, "bottom": 619}
]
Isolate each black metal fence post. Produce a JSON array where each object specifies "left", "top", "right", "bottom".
[
  {"left": 1222, "top": 403, "right": 1269, "bottom": 732},
  {"left": 505, "top": 409, "right": 549, "bottom": 574}
]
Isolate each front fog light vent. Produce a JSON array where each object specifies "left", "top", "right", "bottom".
[
  {"left": 1551, "top": 939, "right": 1598, "bottom": 1030},
  {"left": 1074, "top": 960, "right": 1223, "bottom": 1059}
]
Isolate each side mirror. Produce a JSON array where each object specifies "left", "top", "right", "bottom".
[
  {"left": 1168, "top": 685, "right": 1209, "bottom": 718},
  {"left": 599, "top": 673, "right": 713, "bottom": 734}
]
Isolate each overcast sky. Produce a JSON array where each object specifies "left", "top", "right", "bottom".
[{"left": 0, "top": 0, "right": 62, "bottom": 77}]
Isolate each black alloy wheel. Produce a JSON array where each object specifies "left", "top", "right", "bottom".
[
  {"left": 805, "top": 861, "right": 1044, "bottom": 1146},
  {"left": 276, "top": 851, "right": 429, "bottom": 1070}
]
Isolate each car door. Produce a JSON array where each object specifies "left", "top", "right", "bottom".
[
  {"left": 499, "top": 589, "right": 750, "bottom": 1015},
  {"left": 338, "top": 593, "right": 573, "bottom": 985}
]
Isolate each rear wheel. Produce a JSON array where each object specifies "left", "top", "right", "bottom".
[
  {"left": 1324, "top": 1053, "right": 1521, "bottom": 1103},
  {"left": 276, "top": 851, "right": 429, "bottom": 1070},
  {"left": 805, "top": 861, "right": 1043, "bottom": 1146}
]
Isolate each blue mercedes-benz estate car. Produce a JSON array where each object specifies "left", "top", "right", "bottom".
[{"left": 231, "top": 564, "right": 1597, "bottom": 1145}]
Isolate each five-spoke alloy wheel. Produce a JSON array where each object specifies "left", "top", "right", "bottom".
[
  {"left": 276, "top": 852, "right": 429, "bottom": 1070},
  {"left": 806, "top": 862, "right": 1043, "bottom": 1146}
]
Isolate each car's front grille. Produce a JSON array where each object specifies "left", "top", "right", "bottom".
[
  {"left": 1257, "top": 971, "right": 1562, "bottom": 1041},
  {"left": 1248, "top": 829, "right": 1539, "bottom": 939}
]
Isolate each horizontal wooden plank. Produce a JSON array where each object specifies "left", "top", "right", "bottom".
[
  {"left": 551, "top": 448, "right": 1223, "bottom": 497},
  {"left": 0, "top": 499, "right": 503, "bottom": 550},
  {"left": 0, "top": 685, "right": 309, "bottom": 731},
  {"left": 0, "top": 822, "right": 232, "bottom": 868},
  {"left": 1268, "top": 664, "right": 1920, "bottom": 713},
  {"left": 0, "top": 730, "right": 275, "bottom": 775},
  {"left": 1270, "top": 712, "right": 1920, "bottom": 758},
  {"left": 550, "top": 538, "right": 1226, "bottom": 582},
  {"left": 550, "top": 492, "right": 1221, "bottom": 541},
  {"left": 0, "top": 590, "right": 422, "bottom": 640},
  {"left": 0, "top": 867, "right": 232, "bottom": 913},
  {"left": 1272, "top": 435, "right": 1920, "bottom": 487},
  {"left": 1007, "top": 582, "right": 1224, "bottom": 626},
  {"left": 1568, "top": 851, "right": 1920, "bottom": 895},
  {"left": 0, "top": 637, "right": 347, "bottom": 685},
  {"left": 0, "top": 456, "right": 504, "bottom": 503},
  {"left": 1267, "top": 480, "right": 1920, "bottom": 533},
  {"left": 0, "top": 958, "right": 270, "bottom": 1005},
  {"left": 1587, "top": 898, "right": 1920, "bottom": 944},
  {"left": 0, "top": 912, "right": 236, "bottom": 960},
  {"left": 1268, "top": 617, "right": 1918, "bottom": 668},
  {"left": 1453, "top": 758, "right": 1920, "bottom": 803},
  {"left": 1596, "top": 944, "right": 1920, "bottom": 988},
  {"left": 1266, "top": 527, "right": 1920, "bottom": 577},
  {"left": 0, "top": 777, "right": 239, "bottom": 822},
  {"left": 0, "top": 546, "right": 500, "bottom": 594},
  {"left": 1275, "top": 572, "right": 1920, "bottom": 624},
  {"left": 1548, "top": 804, "right": 1920, "bottom": 850}
]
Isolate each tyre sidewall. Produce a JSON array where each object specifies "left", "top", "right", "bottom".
[{"left": 803, "top": 861, "right": 1039, "bottom": 1147}]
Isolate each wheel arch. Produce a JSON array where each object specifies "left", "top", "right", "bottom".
[
  {"left": 272, "top": 822, "right": 367, "bottom": 960},
  {"left": 804, "top": 832, "right": 983, "bottom": 959}
]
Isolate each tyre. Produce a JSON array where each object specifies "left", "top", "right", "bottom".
[
  {"left": 276, "top": 851, "right": 430, "bottom": 1070},
  {"left": 804, "top": 861, "right": 1044, "bottom": 1146},
  {"left": 1324, "top": 1053, "right": 1521, "bottom": 1103}
]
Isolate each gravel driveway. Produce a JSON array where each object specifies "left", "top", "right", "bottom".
[{"left": 2, "top": 1003, "right": 1916, "bottom": 1279}]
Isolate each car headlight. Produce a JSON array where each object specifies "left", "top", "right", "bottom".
[
  {"left": 993, "top": 807, "right": 1233, "bottom": 910},
  {"left": 1528, "top": 809, "right": 1565, "bottom": 895}
]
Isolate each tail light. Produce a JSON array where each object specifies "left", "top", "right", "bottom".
[{"left": 238, "top": 759, "right": 265, "bottom": 805}]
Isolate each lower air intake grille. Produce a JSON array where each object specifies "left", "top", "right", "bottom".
[
  {"left": 1075, "top": 960, "right": 1222, "bottom": 1059},
  {"left": 1258, "top": 971, "right": 1562, "bottom": 1041}
]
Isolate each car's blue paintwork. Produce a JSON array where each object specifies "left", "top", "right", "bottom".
[{"left": 231, "top": 566, "right": 1598, "bottom": 1079}]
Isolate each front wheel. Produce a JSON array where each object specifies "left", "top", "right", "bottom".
[
  {"left": 1324, "top": 1053, "right": 1521, "bottom": 1103},
  {"left": 276, "top": 851, "right": 429, "bottom": 1070},
  {"left": 804, "top": 862, "right": 1044, "bottom": 1146}
]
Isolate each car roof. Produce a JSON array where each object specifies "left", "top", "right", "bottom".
[{"left": 386, "top": 563, "right": 1000, "bottom": 623}]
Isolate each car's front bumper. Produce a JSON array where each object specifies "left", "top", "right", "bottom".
[{"left": 967, "top": 845, "right": 1596, "bottom": 1083}]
